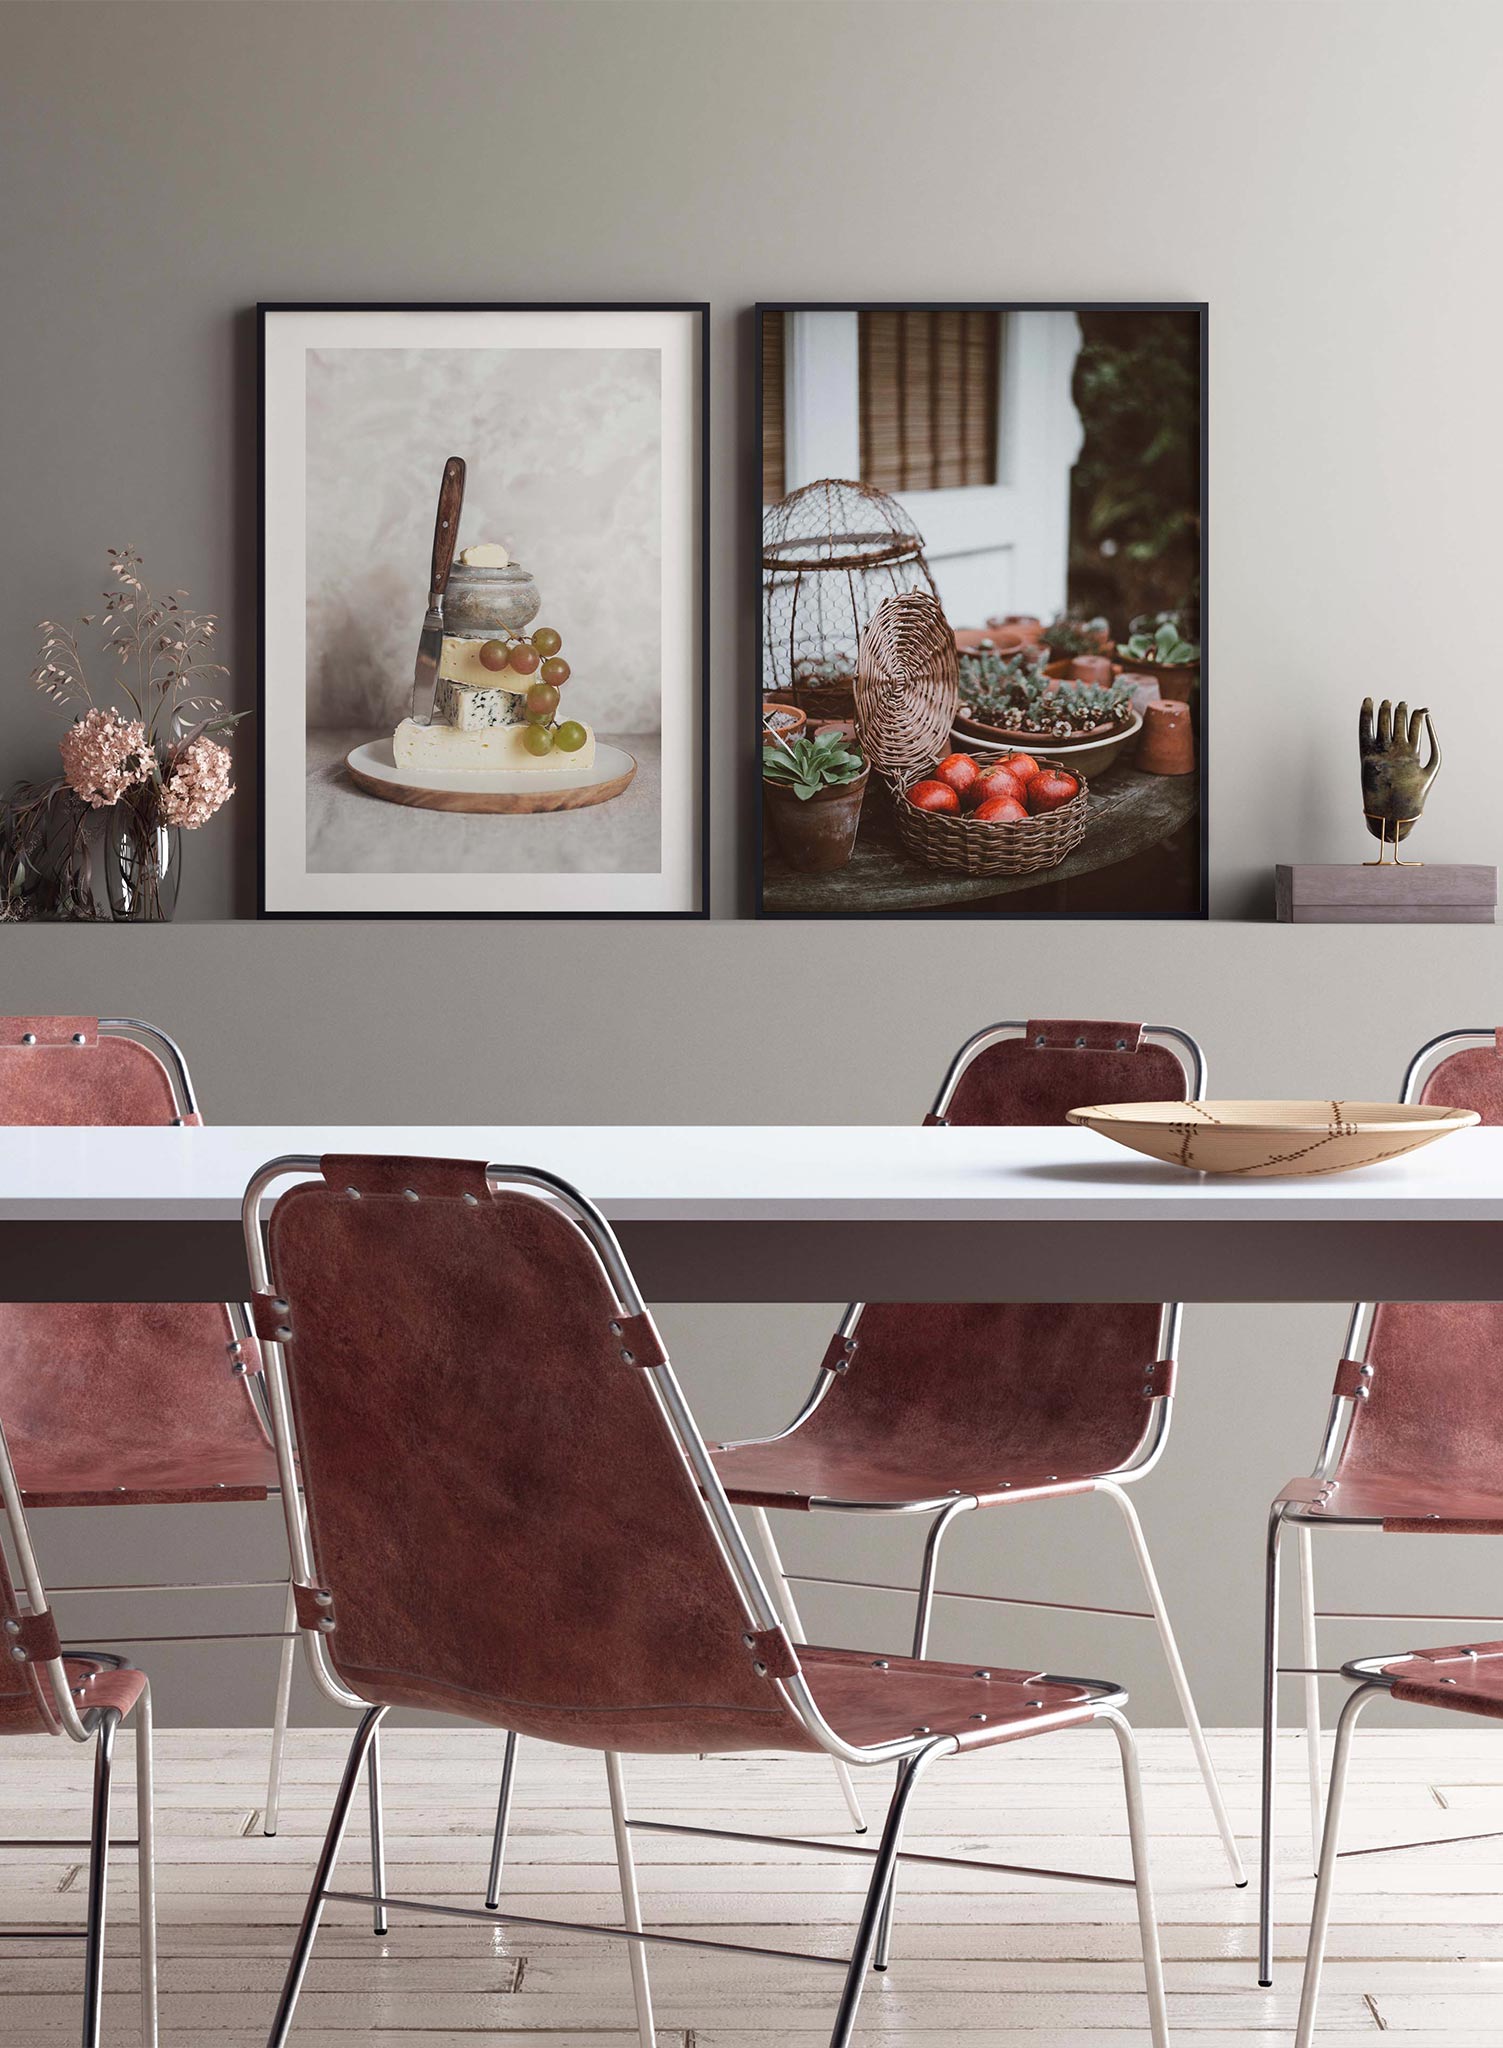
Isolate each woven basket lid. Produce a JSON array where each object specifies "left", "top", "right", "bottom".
[{"left": 854, "top": 591, "right": 959, "bottom": 775}]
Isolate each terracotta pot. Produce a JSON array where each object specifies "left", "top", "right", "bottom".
[
  {"left": 1137, "top": 697, "right": 1196, "bottom": 775},
  {"left": 761, "top": 699, "right": 806, "bottom": 747},
  {"left": 1043, "top": 655, "right": 1120, "bottom": 688},
  {"left": 764, "top": 765, "right": 870, "bottom": 873},
  {"left": 1128, "top": 657, "right": 1199, "bottom": 704},
  {"left": 812, "top": 717, "right": 858, "bottom": 744},
  {"left": 985, "top": 612, "right": 1046, "bottom": 647}
]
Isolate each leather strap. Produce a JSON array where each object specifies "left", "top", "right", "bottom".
[
  {"left": 1406, "top": 1639, "right": 1503, "bottom": 1665},
  {"left": 250, "top": 1292, "right": 292, "bottom": 1342},
  {"left": 609, "top": 1311, "right": 666, "bottom": 1369},
  {"left": 1333, "top": 1356, "right": 1374, "bottom": 1399},
  {"left": 320, "top": 1155, "right": 493, "bottom": 1202},
  {"left": 744, "top": 1625, "right": 799, "bottom": 1679},
  {"left": 1142, "top": 1357, "right": 1177, "bottom": 1400},
  {"left": 820, "top": 1332, "right": 858, "bottom": 1375},
  {"left": 1024, "top": 1019, "right": 1145, "bottom": 1053},
  {"left": 4, "top": 1609, "right": 63, "bottom": 1662},
  {"left": 293, "top": 1584, "right": 337, "bottom": 1633}
]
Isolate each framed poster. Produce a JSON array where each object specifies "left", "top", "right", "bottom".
[
  {"left": 757, "top": 302, "right": 1206, "bottom": 919},
  {"left": 259, "top": 302, "right": 708, "bottom": 918}
]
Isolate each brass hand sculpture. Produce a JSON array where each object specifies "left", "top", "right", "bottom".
[{"left": 1359, "top": 698, "right": 1440, "bottom": 865}]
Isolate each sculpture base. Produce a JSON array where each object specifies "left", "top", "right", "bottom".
[{"left": 1275, "top": 863, "right": 1497, "bottom": 924}]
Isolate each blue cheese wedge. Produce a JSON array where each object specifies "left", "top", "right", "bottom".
[
  {"left": 393, "top": 718, "right": 596, "bottom": 774},
  {"left": 434, "top": 676, "right": 525, "bottom": 731}
]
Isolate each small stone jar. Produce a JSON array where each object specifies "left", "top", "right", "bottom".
[{"left": 442, "top": 561, "right": 541, "bottom": 638}]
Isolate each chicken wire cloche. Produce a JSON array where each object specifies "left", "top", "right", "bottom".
[{"left": 762, "top": 478, "right": 940, "bottom": 719}]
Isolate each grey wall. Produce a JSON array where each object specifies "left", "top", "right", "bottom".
[{"left": 4, "top": 0, "right": 1503, "bottom": 1728}]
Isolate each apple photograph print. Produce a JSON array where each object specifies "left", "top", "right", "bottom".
[
  {"left": 258, "top": 303, "right": 707, "bottom": 918},
  {"left": 758, "top": 304, "right": 1205, "bottom": 919}
]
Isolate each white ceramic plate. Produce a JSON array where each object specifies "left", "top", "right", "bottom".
[{"left": 1066, "top": 1099, "right": 1480, "bottom": 1177}]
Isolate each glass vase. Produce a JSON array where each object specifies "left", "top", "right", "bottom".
[{"left": 104, "top": 805, "right": 180, "bottom": 922}]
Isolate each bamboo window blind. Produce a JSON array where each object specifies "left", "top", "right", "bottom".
[{"left": 859, "top": 310, "right": 1001, "bottom": 493}]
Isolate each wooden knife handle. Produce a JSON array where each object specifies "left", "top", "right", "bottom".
[{"left": 429, "top": 456, "right": 466, "bottom": 599}]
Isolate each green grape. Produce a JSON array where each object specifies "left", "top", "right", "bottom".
[
  {"left": 530, "top": 626, "right": 562, "bottom": 658},
  {"left": 539, "top": 656, "right": 571, "bottom": 688},
  {"left": 520, "top": 723, "right": 555, "bottom": 755},
  {"left": 554, "top": 720, "right": 588, "bottom": 753},
  {"left": 478, "top": 639, "right": 510, "bottom": 672},
  {"left": 507, "top": 643, "right": 541, "bottom": 677},
  {"left": 525, "top": 682, "right": 560, "bottom": 722}
]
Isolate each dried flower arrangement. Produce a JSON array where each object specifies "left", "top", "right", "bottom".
[
  {"left": 958, "top": 650, "right": 1136, "bottom": 740},
  {"left": 2, "top": 548, "right": 247, "bottom": 920}
]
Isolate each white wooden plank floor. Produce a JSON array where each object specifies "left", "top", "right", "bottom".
[{"left": 3, "top": 1725, "right": 1502, "bottom": 2043}]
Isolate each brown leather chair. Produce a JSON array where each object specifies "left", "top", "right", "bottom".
[
  {"left": 0, "top": 1016, "right": 291, "bottom": 1834},
  {"left": 1293, "top": 1637, "right": 1503, "bottom": 2045},
  {"left": 245, "top": 1150, "right": 1169, "bottom": 2048},
  {"left": 0, "top": 1409, "right": 156, "bottom": 2046},
  {"left": 1259, "top": 1025, "right": 1503, "bottom": 1984}
]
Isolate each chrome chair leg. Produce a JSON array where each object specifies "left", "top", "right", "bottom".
[
  {"left": 268, "top": 1704, "right": 387, "bottom": 2048},
  {"left": 1296, "top": 1523, "right": 1323, "bottom": 1870},
  {"left": 82, "top": 1712, "right": 120, "bottom": 2048},
  {"left": 484, "top": 1732, "right": 519, "bottom": 1911},
  {"left": 1294, "top": 1683, "right": 1380, "bottom": 2048},
  {"left": 605, "top": 1752, "right": 656, "bottom": 2048},
  {"left": 1258, "top": 1503, "right": 1286, "bottom": 1985},
  {"left": 828, "top": 1746, "right": 942, "bottom": 2048},
  {"left": 874, "top": 1498, "right": 974, "bottom": 1969},
  {"left": 135, "top": 1686, "right": 159, "bottom": 2048},
  {"left": 264, "top": 1578, "right": 298, "bottom": 1836},
  {"left": 368, "top": 1726, "right": 389, "bottom": 1936},
  {"left": 748, "top": 1507, "right": 867, "bottom": 1835},
  {"left": 1101, "top": 1480, "right": 1246, "bottom": 1886},
  {"left": 1104, "top": 1708, "right": 1170, "bottom": 2048}
]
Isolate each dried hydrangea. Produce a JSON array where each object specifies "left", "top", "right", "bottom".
[
  {"left": 58, "top": 707, "right": 152, "bottom": 808},
  {"left": 158, "top": 735, "right": 234, "bottom": 829}
]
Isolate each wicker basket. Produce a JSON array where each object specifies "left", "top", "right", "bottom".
[
  {"left": 893, "top": 751, "right": 1089, "bottom": 877},
  {"left": 855, "top": 592, "right": 958, "bottom": 779}
]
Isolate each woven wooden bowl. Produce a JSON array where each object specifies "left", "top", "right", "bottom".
[
  {"left": 855, "top": 591, "right": 959, "bottom": 777},
  {"left": 893, "top": 751, "right": 1089, "bottom": 877}
]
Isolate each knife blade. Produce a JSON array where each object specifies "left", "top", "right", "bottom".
[{"left": 411, "top": 455, "right": 466, "bottom": 726}]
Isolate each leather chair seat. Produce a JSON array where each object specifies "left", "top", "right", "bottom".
[
  {"left": 0, "top": 1653, "right": 147, "bottom": 1737},
  {"left": 1379, "top": 1642, "right": 1503, "bottom": 1721},
  {"left": 712, "top": 1438, "right": 1097, "bottom": 1510},
  {"left": 14, "top": 1438, "right": 280, "bottom": 1509},
  {"left": 1277, "top": 1472, "right": 1503, "bottom": 1534},
  {"left": 799, "top": 1645, "right": 1105, "bottom": 1750}
]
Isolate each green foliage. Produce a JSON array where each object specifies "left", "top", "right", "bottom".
[
  {"left": 1118, "top": 620, "right": 1200, "bottom": 667},
  {"left": 762, "top": 728, "right": 865, "bottom": 801},
  {"left": 1043, "top": 613, "right": 1109, "bottom": 661},
  {"left": 960, "top": 653, "right": 1135, "bottom": 734}
]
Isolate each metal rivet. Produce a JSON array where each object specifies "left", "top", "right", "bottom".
[
  {"left": 2, "top": 1620, "right": 18, "bottom": 1636},
  {"left": 1116, "top": 1039, "right": 1127, "bottom": 1050},
  {"left": 872, "top": 1659, "right": 889, "bottom": 1669},
  {"left": 21, "top": 1033, "right": 37, "bottom": 1045},
  {"left": 1045, "top": 1475, "right": 1057, "bottom": 1483},
  {"left": 621, "top": 1349, "right": 635, "bottom": 1364},
  {"left": 969, "top": 1712, "right": 988, "bottom": 1722},
  {"left": 462, "top": 1192, "right": 479, "bottom": 1206},
  {"left": 1029, "top": 1699, "right": 1045, "bottom": 1709},
  {"left": 346, "top": 1187, "right": 361, "bottom": 1199},
  {"left": 1143, "top": 1384, "right": 1155, "bottom": 1396},
  {"left": 9, "top": 1646, "right": 26, "bottom": 1663},
  {"left": 274, "top": 1326, "right": 292, "bottom": 1343},
  {"left": 610, "top": 1321, "right": 623, "bottom": 1335},
  {"left": 317, "top": 1618, "right": 336, "bottom": 1633},
  {"left": 72, "top": 1033, "right": 86, "bottom": 1045},
  {"left": 973, "top": 1669, "right": 990, "bottom": 1679},
  {"left": 316, "top": 1591, "right": 333, "bottom": 1607},
  {"left": 1035, "top": 1034, "right": 1045, "bottom": 1046},
  {"left": 403, "top": 1188, "right": 420, "bottom": 1202},
  {"left": 752, "top": 1661, "right": 768, "bottom": 1676},
  {"left": 912, "top": 1725, "right": 930, "bottom": 1735}
]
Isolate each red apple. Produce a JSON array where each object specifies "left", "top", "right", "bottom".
[
  {"left": 967, "top": 762, "right": 1027, "bottom": 809},
  {"left": 907, "top": 779, "right": 960, "bottom": 814},
  {"left": 933, "top": 752, "right": 979, "bottom": 799},
  {"left": 997, "top": 750, "right": 1039, "bottom": 784},
  {"left": 973, "top": 794, "right": 1028, "bottom": 823},
  {"left": 1025, "top": 767, "right": 1081, "bottom": 814}
]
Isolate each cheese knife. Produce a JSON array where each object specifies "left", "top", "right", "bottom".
[{"left": 411, "top": 455, "right": 466, "bottom": 726}]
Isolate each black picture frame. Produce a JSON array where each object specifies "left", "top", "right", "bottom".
[
  {"left": 257, "top": 301, "right": 711, "bottom": 921},
  {"left": 754, "top": 301, "right": 1207, "bottom": 922}
]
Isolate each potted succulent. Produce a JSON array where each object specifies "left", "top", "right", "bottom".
[
  {"left": 1043, "top": 611, "right": 1113, "bottom": 663},
  {"left": 761, "top": 698, "right": 807, "bottom": 747},
  {"left": 1117, "top": 618, "right": 1200, "bottom": 702},
  {"left": 762, "top": 727, "right": 869, "bottom": 873}
]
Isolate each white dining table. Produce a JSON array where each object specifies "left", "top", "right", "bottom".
[{"left": 4, "top": 1122, "right": 1503, "bottom": 1302}]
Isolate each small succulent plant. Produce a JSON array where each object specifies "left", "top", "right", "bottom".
[
  {"left": 762, "top": 728, "right": 865, "bottom": 801},
  {"left": 1118, "top": 619, "right": 1199, "bottom": 666},
  {"left": 960, "top": 652, "right": 1135, "bottom": 736},
  {"left": 1043, "top": 612, "right": 1110, "bottom": 661}
]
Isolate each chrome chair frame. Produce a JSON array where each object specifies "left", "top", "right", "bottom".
[
  {"left": 244, "top": 1154, "right": 1170, "bottom": 2048},
  {"left": 1257, "top": 1027, "right": 1502, "bottom": 1983},
  {"left": 0, "top": 1415, "right": 157, "bottom": 2048},
  {"left": 5, "top": 1019, "right": 302, "bottom": 1837}
]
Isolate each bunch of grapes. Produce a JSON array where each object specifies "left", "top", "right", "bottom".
[{"left": 477, "top": 627, "right": 586, "bottom": 755}]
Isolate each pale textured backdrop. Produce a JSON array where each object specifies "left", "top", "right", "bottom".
[{"left": 304, "top": 344, "right": 661, "bottom": 732}]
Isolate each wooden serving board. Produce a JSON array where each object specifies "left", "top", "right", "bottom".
[{"left": 345, "top": 737, "right": 636, "bottom": 815}]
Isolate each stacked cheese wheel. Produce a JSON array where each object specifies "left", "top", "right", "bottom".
[{"left": 394, "top": 624, "right": 597, "bottom": 775}]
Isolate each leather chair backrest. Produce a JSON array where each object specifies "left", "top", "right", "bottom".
[
  {"left": 938, "top": 1019, "right": 1189, "bottom": 1127},
  {"left": 0, "top": 1017, "right": 181, "bottom": 1125},
  {"left": 262, "top": 1157, "right": 817, "bottom": 1756},
  {"left": 0, "top": 1542, "right": 56, "bottom": 1738},
  {"left": 1341, "top": 1037, "right": 1503, "bottom": 1487}
]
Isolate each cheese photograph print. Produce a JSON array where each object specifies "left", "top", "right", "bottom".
[{"left": 258, "top": 304, "right": 707, "bottom": 918}]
